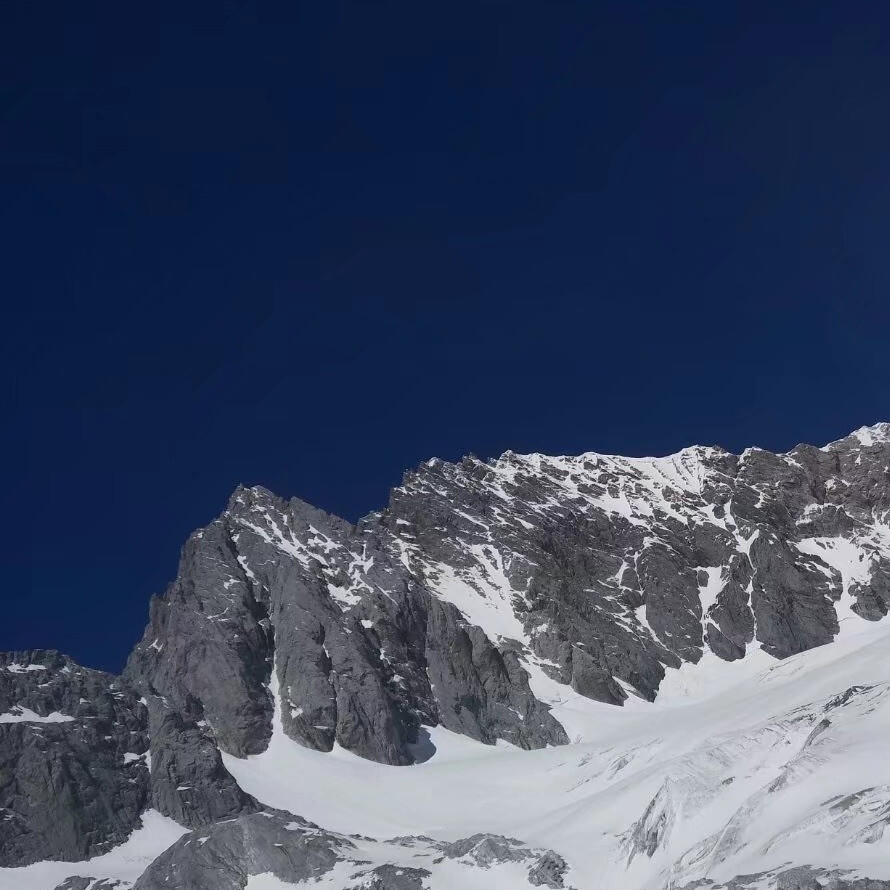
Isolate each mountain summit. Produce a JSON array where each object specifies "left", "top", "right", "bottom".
[{"left": 3, "top": 426, "right": 890, "bottom": 890}]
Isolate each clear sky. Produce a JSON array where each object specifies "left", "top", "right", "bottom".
[{"left": 3, "top": 1, "right": 889, "bottom": 671}]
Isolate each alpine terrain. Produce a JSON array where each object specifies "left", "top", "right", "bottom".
[{"left": 4, "top": 424, "right": 890, "bottom": 890}]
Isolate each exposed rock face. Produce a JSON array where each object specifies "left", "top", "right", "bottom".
[
  {"left": 131, "top": 812, "right": 345, "bottom": 890},
  {"left": 439, "top": 833, "right": 571, "bottom": 888},
  {"left": 124, "top": 517, "right": 275, "bottom": 758},
  {"left": 0, "top": 650, "right": 253, "bottom": 868},
  {"left": 529, "top": 851, "right": 570, "bottom": 888},
  {"left": 144, "top": 697, "right": 258, "bottom": 828},
  {"left": 441, "top": 832, "right": 533, "bottom": 865},
  {"left": 132, "top": 812, "right": 573, "bottom": 890},
  {"left": 126, "top": 425, "right": 890, "bottom": 765},
  {"left": 0, "top": 651, "right": 149, "bottom": 867},
  {"left": 125, "top": 486, "right": 568, "bottom": 764}
]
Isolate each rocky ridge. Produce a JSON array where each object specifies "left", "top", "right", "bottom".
[
  {"left": 129, "top": 812, "right": 571, "bottom": 890},
  {"left": 2, "top": 423, "right": 890, "bottom": 889},
  {"left": 127, "top": 422, "right": 890, "bottom": 767}
]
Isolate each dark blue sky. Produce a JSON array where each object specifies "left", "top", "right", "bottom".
[{"left": 3, "top": 1, "right": 889, "bottom": 672}]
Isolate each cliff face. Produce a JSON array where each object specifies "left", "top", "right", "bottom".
[{"left": 127, "top": 424, "right": 890, "bottom": 767}]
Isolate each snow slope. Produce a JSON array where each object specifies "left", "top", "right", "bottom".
[
  {"left": 220, "top": 618, "right": 890, "bottom": 890},
  {"left": 5, "top": 625, "right": 887, "bottom": 889},
  {"left": 0, "top": 811, "right": 186, "bottom": 890}
]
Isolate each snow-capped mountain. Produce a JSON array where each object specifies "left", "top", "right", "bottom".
[{"left": 3, "top": 424, "right": 890, "bottom": 890}]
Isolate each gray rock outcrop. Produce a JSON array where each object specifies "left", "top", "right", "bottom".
[
  {"left": 0, "top": 651, "right": 149, "bottom": 867},
  {"left": 144, "top": 696, "right": 258, "bottom": 827},
  {"left": 132, "top": 812, "right": 345, "bottom": 890},
  {"left": 132, "top": 812, "right": 572, "bottom": 890},
  {"left": 125, "top": 486, "right": 568, "bottom": 764},
  {"left": 0, "top": 649, "right": 253, "bottom": 868}
]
